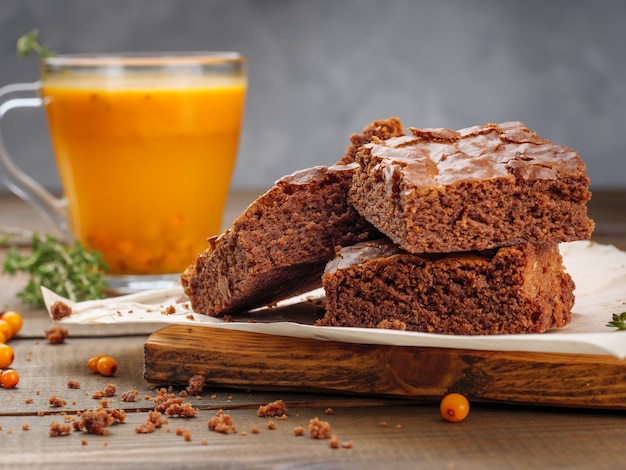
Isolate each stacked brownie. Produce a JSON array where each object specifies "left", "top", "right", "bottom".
[
  {"left": 182, "top": 119, "right": 594, "bottom": 335},
  {"left": 317, "top": 121, "right": 593, "bottom": 334}
]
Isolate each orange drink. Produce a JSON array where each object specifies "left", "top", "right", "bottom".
[{"left": 35, "top": 53, "right": 247, "bottom": 289}]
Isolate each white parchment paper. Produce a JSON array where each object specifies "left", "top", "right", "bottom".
[{"left": 44, "top": 241, "right": 626, "bottom": 358}]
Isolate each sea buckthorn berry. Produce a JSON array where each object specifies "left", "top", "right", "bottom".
[
  {"left": 87, "top": 355, "right": 106, "bottom": 373},
  {"left": 1, "top": 369, "right": 20, "bottom": 388},
  {"left": 0, "top": 320, "right": 13, "bottom": 342},
  {"left": 96, "top": 355, "right": 118, "bottom": 377},
  {"left": 440, "top": 393, "right": 470, "bottom": 422},
  {"left": 0, "top": 329, "right": 7, "bottom": 344},
  {"left": 0, "top": 311, "right": 23, "bottom": 336},
  {"left": 0, "top": 344, "right": 15, "bottom": 369}
]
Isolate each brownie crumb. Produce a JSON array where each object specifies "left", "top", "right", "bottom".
[
  {"left": 186, "top": 375, "right": 206, "bottom": 395},
  {"left": 135, "top": 410, "right": 164, "bottom": 434},
  {"left": 48, "top": 394, "right": 67, "bottom": 407},
  {"left": 135, "top": 422, "right": 156, "bottom": 434},
  {"left": 309, "top": 417, "right": 332, "bottom": 439},
  {"left": 120, "top": 389, "right": 138, "bottom": 402},
  {"left": 44, "top": 325, "right": 69, "bottom": 344},
  {"left": 99, "top": 397, "right": 110, "bottom": 406},
  {"left": 106, "top": 408, "right": 127, "bottom": 423},
  {"left": 92, "top": 384, "right": 116, "bottom": 399},
  {"left": 148, "top": 410, "right": 164, "bottom": 427},
  {"left": 74, "top": 408, "right": 125, "bottom": 435},
  {"left": 67, "top": 380, "right": 81, "bottom": 389},
  {"left": 49, "top": 421, "right": 72, "bottom": 437},
  {"left": 152, "top": 388, "right": 197, "bottom": 417},
  {"left": 208, "top": 409, "right": 237, "bottom": 434},
  {"left": 166, "top": 401, "right": 197, "bottom": 418},
  {"left": 257, "top": 399, "right": 288, "bottom": 417},
  {"left": 50, "top": 301, "right": 72, "bottom": 321}
]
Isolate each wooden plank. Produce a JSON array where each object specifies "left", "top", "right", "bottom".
[
  {"left": 6, "top": 401, "right": 626, "bottom": 469},
  {"left": 144, "top": 325, "right": 626, "bottom": 409}
]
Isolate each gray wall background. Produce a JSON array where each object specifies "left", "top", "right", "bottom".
[{"left": 1, "top": 0, "right": 625, "bottom": 195}]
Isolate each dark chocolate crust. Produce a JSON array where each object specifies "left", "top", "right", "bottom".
[
  {"left": 349, "top": 121, "right": 594, "bottom": 253},
  {"left": 318, "top": 239, "right": 574, "bottom": 335}
]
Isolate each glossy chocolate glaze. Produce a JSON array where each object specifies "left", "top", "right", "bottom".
[{"left": 363, "top": 121, "right": 585, "bottom": 187}]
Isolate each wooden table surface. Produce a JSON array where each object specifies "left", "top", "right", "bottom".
[{"left": 0, "top": 189, "right": 625, "bottom": 470}]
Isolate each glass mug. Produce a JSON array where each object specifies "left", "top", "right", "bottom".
[{"left": 0, "top": 52, "right": 247, "bottom": 293}]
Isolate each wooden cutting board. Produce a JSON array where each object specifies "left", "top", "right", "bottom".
[{"left": 143, "top": 324, "right": 626, "bottom": 409}]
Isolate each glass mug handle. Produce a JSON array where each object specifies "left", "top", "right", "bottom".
[{"left": 0, "top": 81, "right": 69, "bottom": 238}]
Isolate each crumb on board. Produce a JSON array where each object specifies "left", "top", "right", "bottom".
[
  {"left": 257, "top": 399, "right": 288, "bottom": 418},
  {"left": 208, "top": 409, "right": 237, "bottom": 434},
  {"left": 45, "top": 325, "right": 69, "bottom": 344},
  {"left": 49, "top": 421, "right": 72, "bottom": 437},
  {"left": 120, "top": 389, "right": 138, "bottom": 402},
  {"left": 135, "top": 410, "right": 165, "bottom": 434},
  {"left": 48, "top": 394, "right": 67, "bottom": 407},
  {"left": 186, "top": 375, "right": 206, "bottom": 395},
  {"left": 92, "top": 384, "right": 117, "bottom": 399},
  {"left": 309, "top": 417, "right": 332, "bottom": 439},
  {"left": 73, "top": 407, "right": 127, "bottom": 435},
  {"left": 67, "top": 380, "right": 80, "bottom": 389},
  {"left": 152, "top": 388, "right": 197, "bottom": 417}
]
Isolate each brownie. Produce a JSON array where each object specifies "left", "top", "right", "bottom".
[
  {"left": 349, "top": 121, "right": 594, "bottom": 254},
  {"left": 181, "top": 164, "right": 380, "bottom": 316},
  {"left": 317, "top": 238, "right": 574, "bottom": 335},
  {"left": 337, "top": 117, "right": 405, "bottom": 165}
]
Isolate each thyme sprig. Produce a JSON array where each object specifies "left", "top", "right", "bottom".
[
  {"left": 16, "top": 28, "right": 54, "bottom": 60},
  {"left": 2, "top": 231, "right": 108, "bottom": 307},
  {"left": 606, "top": 311, "right": 626, "bottom": 331}
]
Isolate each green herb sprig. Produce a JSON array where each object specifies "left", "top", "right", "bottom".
[
  {"left": 606, "top": 311, "right": 626, "bottom": 331},
  {"left": 2, "top": 232, "right": 108, "bottom": 307},
  {"left": 16, "top": 28, "right": 54, "bottom": 60}
]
